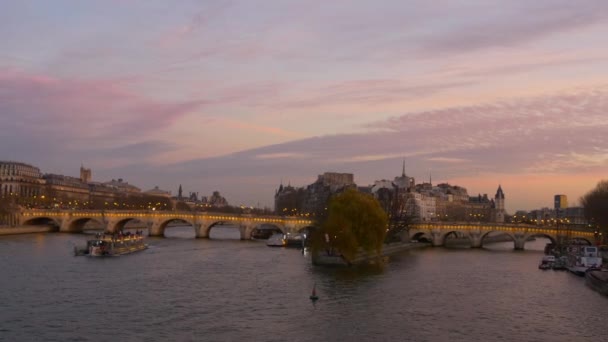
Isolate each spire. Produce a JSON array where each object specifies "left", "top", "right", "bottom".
[
  {"left": 178, "top": 184, "right": 183, "bottom": 199},
  {"left": 402, "top": 159, "right": 405, "bottom": 177},
  {"left": 429, "top": 172, "right": 432, "bottom": 186},
  {"left": 495, "top": 185, "right": 504, "bottom": 199}
]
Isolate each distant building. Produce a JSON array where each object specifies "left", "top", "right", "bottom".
[
  {"left": 273, "top": 172, "right": 356, "bottom": 216},
  {"left": 80, "top": 164, "right": 92, "bottom": 183},
  {"left": 301, "top": 172, "right": 356, "bottom": 215},
  {"left": 144, "top": 186, "right": 172, "bottom": 198},
  {"left": 529, "top": 207, "right": 555, "bottom": 224},
  {"left": 102, "top": 178, "right": 141, "bottom": 194},
  {"left": 494, "top": 185, "right": 505, "bottom": 223},
  {"left": 554, "top": 194, "right": 568, "bottom": 210},
  {"left": 0, "top": 161, "right": 44, "bottom": 197},
  {"left": 563, "top": 206, "right": 587, "bottom": 225},
  {"left": 274, "top": 183, "right": 305, "bottom": 214},
  {"left": 208, "top": 191, "right": 228, "bottom": 207},
  {"left": 43, "top": 173, "right": 90, "bottom": 201},
  {"left": 368, "top": 163, "right": 505, "bottom": 223},
  {"left": 0, "top": 161, "right": 143, "bottom": 206},
  {"left": 522, "top": 194, "right": 587, "bottom": 226}
]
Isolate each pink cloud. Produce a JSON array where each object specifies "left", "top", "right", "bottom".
[{"left": 0, "top": 68, "right": 204, "bottom": 150}]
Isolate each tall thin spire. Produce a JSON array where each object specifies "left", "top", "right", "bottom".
[
  {"left": 402, "top": 159, "right": 405, "bottom": 177},
  {"left": 429, "top": 172, "right": 432, "bottom": 186}
]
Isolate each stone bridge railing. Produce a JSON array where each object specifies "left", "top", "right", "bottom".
[
  {"left": 18, "top": 209, "right": 315, "bottom": 240},
  {"left": 409, "top": 222, "right": 596, "bottom": 250}
]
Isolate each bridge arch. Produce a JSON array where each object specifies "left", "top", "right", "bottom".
[
  {"left": 150, "top": 217, "right": 196, "bottom": 237},
  {"left": 250, "top": 223, "right": 285, "bottom": 239},
  {"left": 410, "top": 231, "right": 432, "bottom": 243},
  {"left": 479, "top": 231, "right": 515, "bottom": 249},
  {"left": 523, "top": 232, "right": 556, "bottom": 246},
  {"left": 62, "top": 217, "right": 105, "bottom": 233},
  {"left": 441, "top": 230, "right": 472, "bottom": 247},
  {"left": 204, "top": 219, "right": 253, "bottom": 239},
  {"left": 568, "top": 237, "right": 593, "bottom": 245},
  {"left": 107, "top": 217, "right": 147, "bottom": 233},
  {"left": 22, "top": 216, "right": 61, "bottom": 231}
]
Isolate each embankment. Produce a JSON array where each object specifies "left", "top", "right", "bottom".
[
  {"left": 312, "top": 242, "right": 430, "bottom": 266},
  {"left": 0, "top": 225, "right": 57, "bottom": 236}
]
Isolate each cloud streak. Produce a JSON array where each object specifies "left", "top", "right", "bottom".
[{"left": 0, "top": 69, "right": 203, "bottom": 169}]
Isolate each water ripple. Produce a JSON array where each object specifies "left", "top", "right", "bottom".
[{"left": 1, "top": 228, "right": 607, "bottom": 342}]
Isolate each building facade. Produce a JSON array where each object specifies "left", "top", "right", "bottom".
[
  {"left": 274, "top": 172, "right": 356, "bottom": 216},
  {"left": 0, "top": 161, "right": 45, "bottom": 198},
  {"left": 554, "top": 194, "right": 568, "bottom": 210}
]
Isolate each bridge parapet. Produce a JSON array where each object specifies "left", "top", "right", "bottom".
[
  {"left": 409, "top": 222, "right": 596, "bottom": 250},
  {"left": 18, "top": 209, "right": 317, "bottom": 238}
]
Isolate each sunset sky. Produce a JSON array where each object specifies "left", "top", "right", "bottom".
[{"left": 1, "top": 0, "right": 607, "bottom": 213}]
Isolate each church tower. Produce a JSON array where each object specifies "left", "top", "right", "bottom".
[
  {"left": 494, "top": 185, "right": 505, "bottom": 223},
  {"left": 80, "top": 164, "right": 92, "bottom": 183}
]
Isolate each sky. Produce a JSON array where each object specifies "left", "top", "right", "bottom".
[{"left": 1, "top": 0, "right": 607, "bottom": 213}]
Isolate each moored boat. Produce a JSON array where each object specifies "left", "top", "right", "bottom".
[
  {"left": 251, "top": 225, "right": 282, "bottom": 240},
  {"left": 538, "top": 255, "right": 555, "bottom": 270},
  {"left": 75, "top": 231, "right": 147, "bottom": 257},
  {"left": 266, "top": 233, "right": 286, "bottom": 247},
  {"left": 552, "top": 256, "right": 568, "bottom": 270},
  {"left": 566, "top": 245, "right": 603, "bottom": 276},
  {"left": 284, "top": 233, "right": 304, "bottom": 248}
]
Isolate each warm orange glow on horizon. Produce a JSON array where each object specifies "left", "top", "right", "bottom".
[{"left": 448, "top": 171, "right": 606, "bottom": 212}]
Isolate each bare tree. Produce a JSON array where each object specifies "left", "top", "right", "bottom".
[
  {"left": 581, "top": 180, "right": 608, "bottom": 243},
  {"left": 376, "top": 185, "right": 413, "bottom": 243}
]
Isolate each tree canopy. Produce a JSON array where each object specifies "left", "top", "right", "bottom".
[
  {"left": 581, "top": 180, "right": 608, "bottom": 242},
  {"left": 311, "top": 188, "right": 388, "bottom": 262}
]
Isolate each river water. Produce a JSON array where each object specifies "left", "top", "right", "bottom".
[{"left": 1, "top": 226, "right": 607, "bottom": 342}]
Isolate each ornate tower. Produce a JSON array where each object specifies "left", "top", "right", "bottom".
[
  {"left": 178, "top": 184, "right": 183, "bottom": 199},
  {"left": 80, "top": 164, "right": 92, "bottom": 183},
  {"left": 494, "top": 185, "right": 505, "bottom": 223}
]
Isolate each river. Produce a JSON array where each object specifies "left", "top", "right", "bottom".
[{"left": 1, "top": 226, "right": 606, "bottom": 342}]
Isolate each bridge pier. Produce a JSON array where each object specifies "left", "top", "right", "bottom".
[
  {"left": 59, "top": 219, "right": 74, "bottom": 233},
  {"left": 148, "top": 222, "right": 164, "bottom": 237},
  {"left": 469, "top": 230, "right": 482, "bottom": 248},
  {"left": 431, "top": 229, "right": 443, "bottom": 247},
  {"left": 513, "top": 233, "right": 526, "bottom": 250},
  {"left": 238, "top": 223, "right": 256, "bottom": 240},
  {"left": 194, "top": 223, "right": 209, "bottom": 239}
]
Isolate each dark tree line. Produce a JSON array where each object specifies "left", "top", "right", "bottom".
[{"left": 581, "top": 180, "right": 608, "bottom": 243}]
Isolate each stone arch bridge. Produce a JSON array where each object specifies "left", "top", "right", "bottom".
[
  {"left": 409, "top": 222, "right": 596, "bottom": 250},
  {"left": 19, "top": 209, "right": 314, "bottom": 240}
]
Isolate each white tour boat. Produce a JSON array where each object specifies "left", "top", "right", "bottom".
[
  {"left": 566, "top": 245, "right": 602, "bottom": 276},
  {"left": 75, "top": 231, "right": 147, "bottom": 257}
]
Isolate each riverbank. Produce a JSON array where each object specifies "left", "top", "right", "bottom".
[
  {"left": 586, "top": 270, "right": 608, "bottom": 297},
  {"left": 0, "top": 225, "right": 57, "bottom": 236},
  {"left": 312, "top": 241, "right": 431, "bottom": 266}
]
